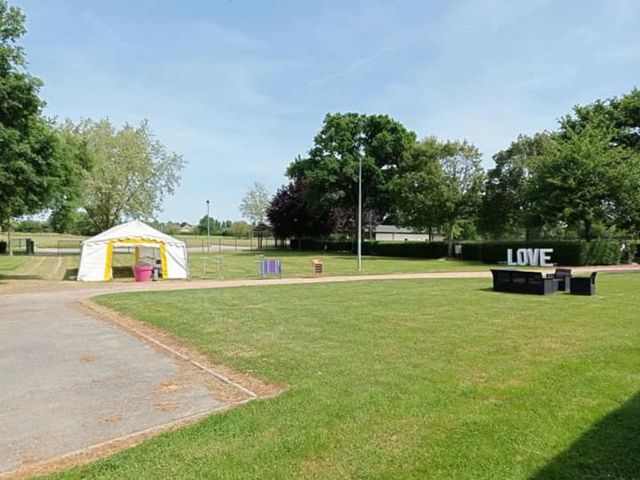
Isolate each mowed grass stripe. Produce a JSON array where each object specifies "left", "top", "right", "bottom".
[{"left": 46, "top": 275, "right": 640, "bottom": 479}]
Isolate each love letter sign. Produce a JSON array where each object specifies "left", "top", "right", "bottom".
[{"left": 507, "top": 248, "right": 554, "bottom": 267}]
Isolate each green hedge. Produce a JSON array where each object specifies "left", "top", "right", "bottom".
[
  {"left": 290, "top": 238, "right": 624, "bottom": 265},
  {"left": 621, "top": 241, "right": 639, "bottom": 264},
  {"left": 290, "top": 239, "right": 448, "bottom": 258},
  {"left": 460, "top": 240, "right": 622, "bottom": 266}
]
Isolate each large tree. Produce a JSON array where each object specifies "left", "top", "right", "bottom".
[
  {"left": 287, "top": 113, "right": 416, "bottom": 235},
  {"left": 389, "top": 138, "right": 447, "bottom": 238},
  {"left": 0, "top": 0, "right": 71, "bottom": 252},
  {"left": 66, "top": 118, "right": 184, "bottom": 233},
  {"left": 390, "top": 137, "right": 484, "bottom": 256},
  {"left": 48, "top": 122, "right": 93, "bottom": 233},
  {"left": 479, "top": 133, "right": 549, "bottom": 239},
  {"left": 267, "top": 179, "right": 335, "bottom": 241},
  {"left": 239, "top": 181, "right": 270, "bottom": 225},
  {"left": 529, "top": 113, "right": 636, "bottom": 240},
  {"left": 521, "top": 90, "right": 640, "bottom": 240}
]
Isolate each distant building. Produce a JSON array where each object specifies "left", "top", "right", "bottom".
[
  {"left": 179, "top": 222, "right": 195, "bottom": 234},
  {"left": 373, "top": 225, "right": 443, "bottom": 242}
]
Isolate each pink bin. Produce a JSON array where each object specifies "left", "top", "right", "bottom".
[{"left": 132, "top": 264, "right": 153, "bottom": 282}]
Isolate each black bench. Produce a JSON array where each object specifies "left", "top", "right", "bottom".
[
  {"left": 546, "top": 268, "right": 572, "bottom": 291},
  {"left": 569, "top": 272, "right": 597, "bottom": 296},
  {"left": 491, "top": 269, "right": 556, "bottom": 295}
]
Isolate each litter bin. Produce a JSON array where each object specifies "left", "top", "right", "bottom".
[
  {"left": 25, "top": 238, "right": 35, "bottom": 255},
  {"left": 0, "top": 241, "right": 6, "bottom": 254}
]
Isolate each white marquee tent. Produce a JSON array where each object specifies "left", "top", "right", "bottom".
[{"left": 77, "top": 220, "right": 188, "bottom": 281}]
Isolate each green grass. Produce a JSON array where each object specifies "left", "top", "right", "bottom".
[
  {"left": 0, "top": 232, "right": 86, "bottom": 248},
  {"left": 47, "top": 274, "right": 640, "bottom": 479},
  {"left": 190, "top": 251, "right": 491, "bottom": 280},
  {"left": 0, "top": 251, "right": 492, "bottom": 282}
]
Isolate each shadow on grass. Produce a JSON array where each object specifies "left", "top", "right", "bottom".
[
  {"left": 63, "top": 268, "right": 79, "bottom": 281},
  {"left": 531, "top": 392, "right": 640, "bottom": 479},
  {"left": 0, "top": 273, "right": 43, "bottom": 280}
]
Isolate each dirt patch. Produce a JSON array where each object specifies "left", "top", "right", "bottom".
[
  {"left": 80, "top": 354, "right": 97, "bottom": 362},
  {"left": 153, "top": 401, "right": 180, "bottom": 413},
  {"left": 99, "top": 415, "right": 122, "bottom": 424}
]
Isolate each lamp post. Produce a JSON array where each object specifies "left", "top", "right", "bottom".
[
  {"left": 206, "top": 200, "right": 210, "bottom": 255},
  {"left": 357, "top": 156, "right": 362, "bottom": 271}
]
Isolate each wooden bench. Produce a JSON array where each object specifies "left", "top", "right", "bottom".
[{"left": 491, "top": 269, "right": 556, "bottom": 295}]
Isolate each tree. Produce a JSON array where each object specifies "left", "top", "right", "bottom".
[
  {"left": 0, "top": 1, "right": 72, "bottom": 252},
  {"left": 196, "top": 215, "right": 224, "bottom": 235},
  {"left": 287, "top": 113, "right": 416, "bottom": 235},
  {"left": 48, "top": 122, "right": 93, "bottom": 233},
  {"left": 517, "top": 90, "right": 640, "bottom": 240},
  {"left": 479, "top": 134, "right": 549, "bottom": 239},
  {"left": 438, "top": 140, "right": 485, "bottom": 254},
  {"left": 389, "top": 138, "right": 447, "bottom": 239},
  {"left": 240, "top": 182, "right": 270, "bottom": 225},
  {"left": 229, "top": 220, "right": 250, "bottom": 238},
  {"left": 390, "top": 137, "right": 484, "bottom": 256},
  {"left": 529, "top": 116, "right": 632, "bottom": 240},
  {"left": 67, "top": 119, "right": 184, "bottom": 233},
  {"left": 267, "top": 180, "right": 335, "bottom": 241}
]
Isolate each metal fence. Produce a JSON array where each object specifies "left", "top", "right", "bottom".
[{"left": 196, "top": 236, "right": 289, "bottom": 253}]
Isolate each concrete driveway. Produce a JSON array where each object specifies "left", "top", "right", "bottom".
[{"left": 0, "top": 288, "right": 250, "bottom": 477}]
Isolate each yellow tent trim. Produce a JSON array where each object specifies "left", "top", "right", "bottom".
[
  {"left": 103, "top": 237, "right": 170, "bottom": 281},
  {"left": 103, "top": 241, "right": 114, "bottom": 281},
  {"left": 160, "top": 243, "right": 168, "bottom": 278}
]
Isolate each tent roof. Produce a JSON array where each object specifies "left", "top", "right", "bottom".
[{"left": 82, "top": 220, "right": 185, "bottom": 246}]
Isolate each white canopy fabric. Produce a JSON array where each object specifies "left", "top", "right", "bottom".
[{"left": 77, "top": 220, "right": 188, "bottom": 281}]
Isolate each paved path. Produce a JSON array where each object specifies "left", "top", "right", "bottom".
[
  {"left": 1, "top": 264, "right": 639, "bottom": 477},
  {"left": 0, "top": 289, "right": 246, "bottom": 478}
]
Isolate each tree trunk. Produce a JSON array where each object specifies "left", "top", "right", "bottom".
[
  {"left": 447, "top": 224, "right": 455, "bottom": 257},
  {"left": 7, "top": 220, "right": 12, "bottom": 256},
  {"left": 584, "top": 219, "right": 592, "bottom": 242}
]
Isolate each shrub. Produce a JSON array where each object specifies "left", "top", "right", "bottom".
[
  {"left": 290, "top": 239, "right": 448, "bottom": 258},
  {"left": 621, "top": 241, "right": 639, "bottom": 264},
  {"left": 291, "top": 239, "right": 622, "bottom": 265},
  {"left": 460, "top": 240, "right": 621, "bottom": 266}
]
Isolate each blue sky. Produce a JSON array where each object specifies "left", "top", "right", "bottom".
[{"left": 15, "top": 0, "right": 640, "bottom": 222}]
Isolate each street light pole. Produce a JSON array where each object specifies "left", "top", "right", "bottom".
[
  {"left": 357, "top": 156, "right": 362, "bottom": 271},
  {"left": 206, "top": 200, "right": 210, "bottom": 255}
]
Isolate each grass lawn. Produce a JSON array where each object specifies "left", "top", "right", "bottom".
[
  {"left": 0, "top": 254, "right": 79, "bottom": 281},
  {"left": 0, "top": 251, "right": 492, "bottom": 282},
  {"left": 0, "top": 232, "right": 86, "bottom": 248},
  {"left": 48, "top": 274, "right": 640, "bottom": 479},
  {"left": 190, "top": 251, "right": 491, "bottom": 280}
]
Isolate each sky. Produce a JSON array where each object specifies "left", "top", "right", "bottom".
[{"left": 15, "top": 0, "right": 640, "bottom": 223}]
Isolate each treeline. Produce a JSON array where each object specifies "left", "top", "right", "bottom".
[
  {"left": 267, "top": 89, "right": 640, "bottom": 254},
  {"left": 0, "top": 1, "right": 184, "bottom": 252}
]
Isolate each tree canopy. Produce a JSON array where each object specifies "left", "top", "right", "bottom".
[
  {"left": 0, "top": 0, "right": 77, "bottom": 249},
  {"left": 267, "top": 179, "right": 335, "bottom": 240},
  {"left": 287, "top": 113, "right": 417, "bottom": 228},
  {"left": 58, "top": 118, "right": 185, "bottom": 234},
  {"left": 239, "top": 181, "right": 270, "bottom": 225}
]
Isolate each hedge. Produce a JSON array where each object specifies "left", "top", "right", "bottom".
[
  {"left": 289, "top": 239, "right": 448, "bottom": 258},
  {"left": 621, "top": 241, "right": 639, "bottom": 264},
  {"left": 290, "top": 238, "right": 625, "bottom": 266},
  {"left": 460, "top": 240, "right": 622, "bottom": 266}
]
